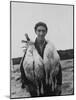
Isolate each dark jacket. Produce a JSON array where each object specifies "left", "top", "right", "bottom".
[{"left": 20, "top": 38, "right": 62, "bottom": 96}]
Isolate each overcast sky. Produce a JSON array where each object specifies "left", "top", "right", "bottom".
[{"left": 11, "top": 2, "right": 73, "bottom": 58}]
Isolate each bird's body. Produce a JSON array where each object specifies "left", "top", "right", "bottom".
[
  {"left": 23, "top": 44, "right": 44, "bottom": 81},
  {"left": 43, "top": 41, "right": 60, "bottom": 91},
  {"left": 23, "top": 43, "right": 44, "bottom": 96}
]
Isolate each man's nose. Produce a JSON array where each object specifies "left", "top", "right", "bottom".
[{"left": 40, "top": 31, "right": 44, "bottom": 36}]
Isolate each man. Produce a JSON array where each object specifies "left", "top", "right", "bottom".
[{"left": 20, "top": 22, "right": 62, "bottom": 96}]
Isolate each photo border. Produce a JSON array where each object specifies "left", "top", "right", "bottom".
[{"left": 10, "top": 1, "right": 74, "bottom": 99}]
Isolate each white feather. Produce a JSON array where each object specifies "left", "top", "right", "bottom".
[
  {"left": 23, "top": 44, "right": 44, "bottom": 81},
  {"left": 43, "top": 41, "right": 60, "bottom": 90}
]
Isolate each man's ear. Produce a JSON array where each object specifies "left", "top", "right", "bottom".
[
  {"left": 35, "top": 30, "right": 37, "bottom": 35},
  {"left": 45, "top": 32, "right": 47, "bottom": 36}
]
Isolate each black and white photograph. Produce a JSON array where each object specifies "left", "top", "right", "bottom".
[{"left": 10, "top": 1, "right": 74, "bottom": 99}]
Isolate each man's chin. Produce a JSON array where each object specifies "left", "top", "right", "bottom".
[
  {"left": 39, "top": 38, "right": 44, "bottom": 41},
  {"left": 37, "top": 37, "right": 45, "bottom": 42}
]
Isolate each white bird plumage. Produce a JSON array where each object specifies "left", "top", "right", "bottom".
[
  {"left": 43, "top": 41, "right": 60, "bottom": 91},
  {"left": 23, "top": 42, "right": 44, "bottom": 96},
  {"left": 22, "top": 37, "right": 60, "bottom": 94},
  {"left": 23, "top": 43, "right": 44, "bottom": 81}
]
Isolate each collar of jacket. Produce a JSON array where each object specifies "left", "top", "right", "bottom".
[{"left": 34, "top": 38, "right": 47, "bottom": 58}]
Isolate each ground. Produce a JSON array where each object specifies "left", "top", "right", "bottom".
[{"left": 11, "top": 59, "right": 74, "bottom": 98}]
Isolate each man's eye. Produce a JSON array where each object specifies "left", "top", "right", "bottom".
[
  {"left": 37, "top": 30, "right": 46, "bottom": 32},
  {"left": 38, "top": 30, "right": 41, "bottom": 32}
]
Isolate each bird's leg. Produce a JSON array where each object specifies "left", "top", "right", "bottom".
[
  {"left": 37, "top": 84, "right": 39, "bottom": 96},
  {"left": 40, "top": 81, "right": 44, "bottom": 95},
  {"left": 38, "top": 81, "right": 43, "bottom": 96},
  {"left": 49, "top": 73, "right": 52, "bottom": 85},
  {"left": 49, "top": 72, "right": 55, "bottom": 91},
  {"left": 51, "top": 77, "right": 54, "bottom": 91},
  {"left": 55, "top": 77, "right": 57, "bottom": 89},
  {"left": 46, "top": 71, "right": 49, "bottom": 85}
]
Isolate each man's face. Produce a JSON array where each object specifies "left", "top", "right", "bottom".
[{"left": 35, "top": 26, "right": 47, "bottom": 41}]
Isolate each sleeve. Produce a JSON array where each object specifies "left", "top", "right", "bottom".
[
  {"left": 54, "top": 62, "right": 62, "bottom": 95},
  {"left": 56, "top": 62, "right": 62, "bottom": 85},
  {"left": 20, "top": 58, "right": 27, "bottom": 83},
  {"left": 20, "top": 51, "right": 28, "bottom": 85}
]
